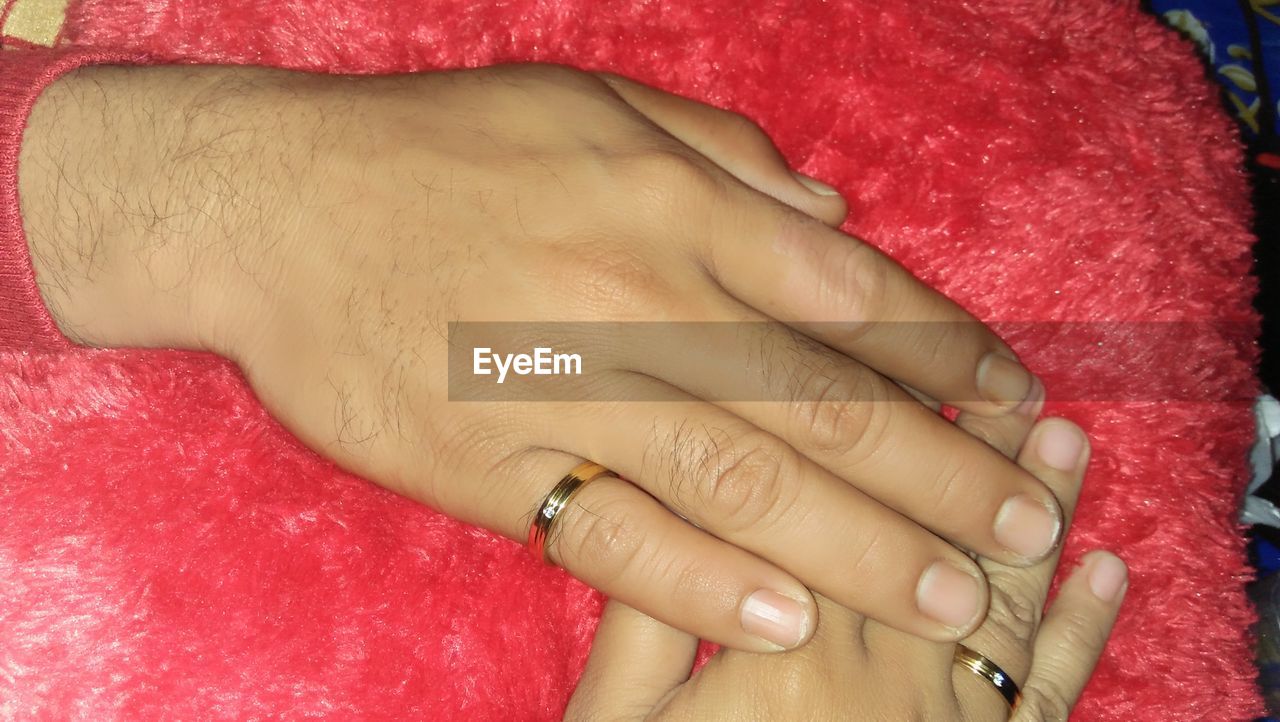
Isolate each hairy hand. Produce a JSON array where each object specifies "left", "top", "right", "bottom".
[{"left": 19, "top": 64, "right": 1054, "bottom": 652}]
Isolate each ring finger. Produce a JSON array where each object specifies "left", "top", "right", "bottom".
[
  {"left": 469, "top": 445, "right": 820, "bottom": 653},
  {"left": 557, "top": 377, "right": 992, "bottom": 641}
]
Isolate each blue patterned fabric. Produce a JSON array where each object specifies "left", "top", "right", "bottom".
[{"left": 1149, "top": 0, "right": 1279, "bottom": 148}]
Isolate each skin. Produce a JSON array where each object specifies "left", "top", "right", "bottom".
[
  {"left": 567, "top": 409, "right": 1126, "bottom": 721},
  {"left": 19, "top": 63, "right": 1059, "bottom": 652}
]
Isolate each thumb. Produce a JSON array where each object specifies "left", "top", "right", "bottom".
[
  {"left": 596, "top": 72, "right": 848, "bottom": 227},
  {"left": 565, "top": 600, "right": 700, "bottom": 722}
]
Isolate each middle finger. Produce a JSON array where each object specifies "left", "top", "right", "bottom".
[{"left": 632, "top": 312, "right": 1064, "bottom": 568}]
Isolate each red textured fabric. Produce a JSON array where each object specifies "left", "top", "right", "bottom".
[
  {"left": 0, "top": 48, "right": 136, "bottom": 352},
  {"left": 0, "top": 0, "right": 1263, "bottom": 719}
]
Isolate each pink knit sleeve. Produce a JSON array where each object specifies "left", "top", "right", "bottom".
[{"left": 0, "top": 48, "right": 145, "bottom": 352}]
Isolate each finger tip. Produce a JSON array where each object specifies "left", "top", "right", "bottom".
[
  {"left": 976, "top": 351, "right": 1036, "bottom": 412},
  {"left": 1080, "top": 549, "right": 1128, "bottom": 604},
  {"left": 1031, "top": 417, "right": 1090, "bottom": 473},
  {"left": 992, "top": 490, "right": 1064, "bottom": 566},
  {"left": 917, "top": 558, "right": 989, "bottom": 638},
  {"left": 740, "top": 587, "right": 815, "bottom": 651}
]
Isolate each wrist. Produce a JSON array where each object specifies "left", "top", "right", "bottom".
[{"left": 17, "top": 65, "right": 259, "bottom": 356}]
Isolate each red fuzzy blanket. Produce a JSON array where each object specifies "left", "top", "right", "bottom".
[{"left": 0, "top": 0, "right": 1262, "bottom": 718}]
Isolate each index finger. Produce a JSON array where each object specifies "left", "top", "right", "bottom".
[
  {"left": 698, "top": 203, "right": 1036, "bottom": 415},
  {"left": 1013, "top": 550, "right": 1127, "bottom": 721},
  {"left": 565, "top": 600, "right": 698, "bottom": 722}
]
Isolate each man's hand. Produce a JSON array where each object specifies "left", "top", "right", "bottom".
[{"left": 18, "top": 64, "right": 1055, "bottom": 651}]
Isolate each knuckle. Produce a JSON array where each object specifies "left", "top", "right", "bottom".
[
  {"left": 818, "top": 239, "right": 889, "bottom": 325},
  {"left": 1051, "top": 607, "right": 1109, "bottom": 658},
  {"left": 688, "top": 432, "right": 798, "bottom": 533},
  {"left": 792, "top": 363, "right": 890, "bottom": 460},
  {"left": 1017, "top": 684, "right": 1073, "bottom": 721},
  {"left": 552, "top": 492, "right": 644, "bottom": 587},
  {"left": 983, "top": 573, "right": 1041, "bottom": 644}
]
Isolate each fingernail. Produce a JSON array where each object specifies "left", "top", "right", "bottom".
[
  {"left": 994, "top": 494, "right": 1061, "bottom": 561},
  {"left": 1087, "top": 553, "right": 1128, "bottom": 602},
  {"left": 741, "top": 589, "right": 809, "bottom": 649},
  {"left": 792, "top": 171, "right": 841, "bottom": 197},
  {"left": 976, "top": 352, "right": 1034, "bottom": 408},
  {"left": 1036, "top": 421, "right": 1086, "bottom": 472},
  {"left": 916, "top": 561, "right": 982, "bottom": 631},
  {"left": 1015, "top": 376, "right": 1045, "bottom": 417}
]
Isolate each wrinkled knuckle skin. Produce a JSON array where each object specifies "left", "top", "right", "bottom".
[
  {"left": 552, "top": 495, "right": 644, "bottom": 587},
  {"left": 793, "top": 365, "right": 888, "bottom": 460},
  {"left": 1052, "top": 608, "right": 1109, "bottom": 660},
  {"left": 1017, "top": 685, "right": 1073, "bottom": 722},
  {"left": 819, "top": 240, "right": 888, "bottom": 327},
  {"left": 983, "top": 578, "right": 1041, "bottom": 646},
  {"left": 691, "top": 435, "right": 796, "bottom": 533}
]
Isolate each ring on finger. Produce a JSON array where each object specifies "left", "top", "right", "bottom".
[
  {"left": 528, "top": 461, "right": 614, "bottom": 563},
  {"left": 954, "top": 644, "right": 1021, "bottom": 713}
]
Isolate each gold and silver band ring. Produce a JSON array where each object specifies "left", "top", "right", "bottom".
[
  {"left": 527, "top": 461, "right": 613, "bottom": 563},
  {"left": 954, "top": 644, "right": 1022, "bottom": 712}
]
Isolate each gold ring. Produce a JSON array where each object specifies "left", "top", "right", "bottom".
[
  {"left": 954, "top": 644, "right": 1021, "bottom": 712},
  {"left": 527, "top": 461, "right": 612, "bottom": 563}
]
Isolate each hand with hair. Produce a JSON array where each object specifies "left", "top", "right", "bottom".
[
  {"left": 567, "top": 407, "right": 1126, "bottom": 720},
  {"left": 19, "top": 63, "right": 1056, "bottom": 652}
]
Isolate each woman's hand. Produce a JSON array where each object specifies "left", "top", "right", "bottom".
[
  {"left": 567, "top": 406, "right": 1126, "bottom": 720},
  {"left": 20, "top": 63, "right": 1057, "bottom": 651}
]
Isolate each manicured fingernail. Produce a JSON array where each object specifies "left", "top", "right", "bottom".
[
  {"left": 994, "top": 494, "right": 1061, "bottom": 561},
  {"left": 976, "top": 352, "right": 1034, "bottom": 408},
  {"left": 741, "top": 589, "right": 809, "bottom": 649},
  {"left": 1015, "top": 376, "right": 1045, "bottom": 417},
  {"left": 792, "top": 171, "right": 841, "bottom": 197},
  {"left": 1087, "top": 553, "right": 1128, "bottom": 602},
  {"left": 916, "top": 561, "right": 982, "bottom": 631},
  {"left": 1036, "top": 421, "right": 1086, "bottom": 472}
]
